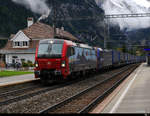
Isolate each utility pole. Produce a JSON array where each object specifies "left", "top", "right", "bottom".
[
  {"left": 107, "top": 19, "right": 110, "bottom": 49},
  {"left": 52, "top": 0, "right": 57, "bottom": 37},
  {"left": 104, "top": 18, "right": 109, "bottom": 49},
  {"left": 104, "top": 19, "right": 106, "bottom": 49},
  {"left": 104, "top": 13, "right": 150, "bottom": 50}
]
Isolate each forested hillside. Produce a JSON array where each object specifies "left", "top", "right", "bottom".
[
  {"left": 0, "top": 0, "right": 35, "bottom": 36},
  {"left": 0, "top": 0, "right": 149, "bottom": 50},
  {"left": 0, "top": 0, "right": 105, "bottom": 47}
]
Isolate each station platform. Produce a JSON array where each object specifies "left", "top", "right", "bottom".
[
  {"left": 92, "top": 63, "right": 150, "bottom": 113},
  {"left": 0, "top": 74, "right": 37, "bottom": 87}
]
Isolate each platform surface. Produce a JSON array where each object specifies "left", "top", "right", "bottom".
[
  {"left": 0, "top": 74, "right": 36, "bottom": 87},
  {"left": 100, "top": 63, "right": 150, "bottom": 113}
]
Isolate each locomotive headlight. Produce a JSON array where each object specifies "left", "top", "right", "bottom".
[
  {"left": 49, "top": 40, "right": 54, "bottom": 44},
  {"left": 61, "top": 61, "right": 66, "bottom": 68},
  {"left": 35, "top": 61, "right": 39, "bottom": 68},
  {"left": 35, "top": 63, "right": 38, "bottom": 68}
]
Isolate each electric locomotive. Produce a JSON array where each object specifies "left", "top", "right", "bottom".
[{"left": 34, "top": 39, "right": 97, "bottom": 83}]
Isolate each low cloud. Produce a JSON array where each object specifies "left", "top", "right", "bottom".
[
  {"left": 96, "top": 0, "right": 150, "bottom": 31},
  {"left": 12, "top": 0, "right": 51, "bottom": 21}
]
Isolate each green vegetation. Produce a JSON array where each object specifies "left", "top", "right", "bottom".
[
  {"left": 0, "top": 40, "right": 7, "bottom": 48},
  {"left": 0, "top": 0, "right": 149, "bottom": 49},
  {"left": 0, "top": 0, "right": 105, "bottom": 48},
  {"left": 0, "top": 0, "right": 34, "bottom": 37},
  {"left": 0, "top": 71, "right": 33, "bottom": 78},
  {"left": 22, "top": 60, "right": 34, "bottom": 68}
]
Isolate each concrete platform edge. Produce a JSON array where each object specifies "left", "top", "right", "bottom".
[{"left": 91, "top": 64, "right": 142, "bottom": 113}]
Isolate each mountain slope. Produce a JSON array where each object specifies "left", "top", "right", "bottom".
[
  {"left": 0, "top": 0, "right": 149, "bottom": 50},
  {"left": 0, "top": 0, "right": 105, "bottom": 47}
]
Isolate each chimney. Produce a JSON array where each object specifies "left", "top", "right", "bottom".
[
  {"left": 56, "top": 28, "right": 60, "bottom": 35},
  {"left": 61, "top": 27, "right": 64, "bottom": 31},
  {"left": 27, "top": 17, "right": 34, "bottom": 27}
]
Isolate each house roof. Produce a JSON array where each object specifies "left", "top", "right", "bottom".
[
  {"left": 22, "top": 22, "right": 53, "bottom": 39},
  {"left": 0, "top": 22, "right": 79, "bottom": 52},
  {"left": 22, "top": 22, "right": 79, "bottom": 41}
]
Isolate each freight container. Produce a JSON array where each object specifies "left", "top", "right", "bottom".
[
  {"left": 96, "top": 48, "right": 103, "bottom": 69},
  {"left": 112, "top": 50, "right": 120, "bottom": 66},
  {"left": 102, "top": 50, "right": 113, "bottom": 68},
  {"left": 120, "top": 52, "right": 126, "bottom": 64}
]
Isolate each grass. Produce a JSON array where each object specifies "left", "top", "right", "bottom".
[{"left": 0, "top": 71, "right": 33, "bottom": 78}]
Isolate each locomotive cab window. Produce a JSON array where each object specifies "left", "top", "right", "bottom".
[
  {"left": 38, "top": 43, "right": 63, "bottom": 58},
  {"left": 67, "top": 47, "right": 75, "bottom": 57},
  {"left": 71, "top": 47, "right": 75, "bottom": 56}
]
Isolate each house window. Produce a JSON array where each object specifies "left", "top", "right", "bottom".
[
  {"left": 14, "top": 42, "right": 20, "bottom": 47},
  {"left": 23, "top": 41, "right": 28, "bottom": 46},
  {"left": 13, "top": 41, "right": 29, "bottom": 48}
]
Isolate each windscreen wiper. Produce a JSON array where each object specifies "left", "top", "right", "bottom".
[{"left": 47, "top": 44, "right": 52, "bottom": 53}]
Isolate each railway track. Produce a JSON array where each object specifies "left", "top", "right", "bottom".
[
  {"left": 0, "top": 65, "right": 128, "bottom": 108},
  {"left": 0, "top": 73, "right": 99, "bottom": 107},
  {"left": 0, "top": 81, "right": 78, "bottom": 107},
  {"left": 0, "top": 64, "right": 139, "bottom": 113},
  {"left": 39, "top": 64, "right": 139, "bottom": 114},
  {"left": 0, "top": 80, "right": 40, "bottom": 93}
]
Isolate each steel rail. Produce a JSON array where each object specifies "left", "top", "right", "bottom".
[
  {"left": 0, "top": 80, "right": 80, "bottom": 107},
  {"left": 0, "top": 80, "right": 41, "bottom": 97},
  {"left": 78, "top": 64, "right": 139, "bottom": 113},
  {"left": 0, "top": 74, "right": 96, "bottom": 107},
  {"left": 39, "top": 64, "right": 137, "bottom": 114},
  {"left": 0, "top": 84, "right": 41, "bottom": 98},
  {"left": 0, "top": 80, "right": 40, "bottom": 91}
]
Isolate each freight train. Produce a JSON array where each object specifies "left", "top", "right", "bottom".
[{"left": 34, "top": 39, "right": 145, "bottom": 84}]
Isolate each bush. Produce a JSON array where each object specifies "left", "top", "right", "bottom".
[
  {"left": 22, "top": 60, "right": 34, "bottom": 68},
  {"left": 22, "top": 62, "right": 28, "bottom": 67},
  {"left": 27, "top": 60, "right": 34, "bottom": 67},
  {"left": 0, "top": 61, "right": 5, "bottom": 68}
]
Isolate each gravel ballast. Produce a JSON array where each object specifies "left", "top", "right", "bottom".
[{"left": 0, "top": 66, "right": 131, "bottom": 113}]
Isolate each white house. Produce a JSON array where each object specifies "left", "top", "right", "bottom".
[{"left": 0, "top": 17, "right": 78, "bottom": 65}]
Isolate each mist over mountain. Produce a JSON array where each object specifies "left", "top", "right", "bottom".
[
  {"left": 0, "top": 0, "right": 150, "bottom": 50},
  {"left": 96, "top": 0, "right": 150, "bottom": 48},
  {"left": 96, "top": 0, "right": 150, "bottom": 31},
  {"left": 0, "top": 0, "right": 105, "bottom": 47}
]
